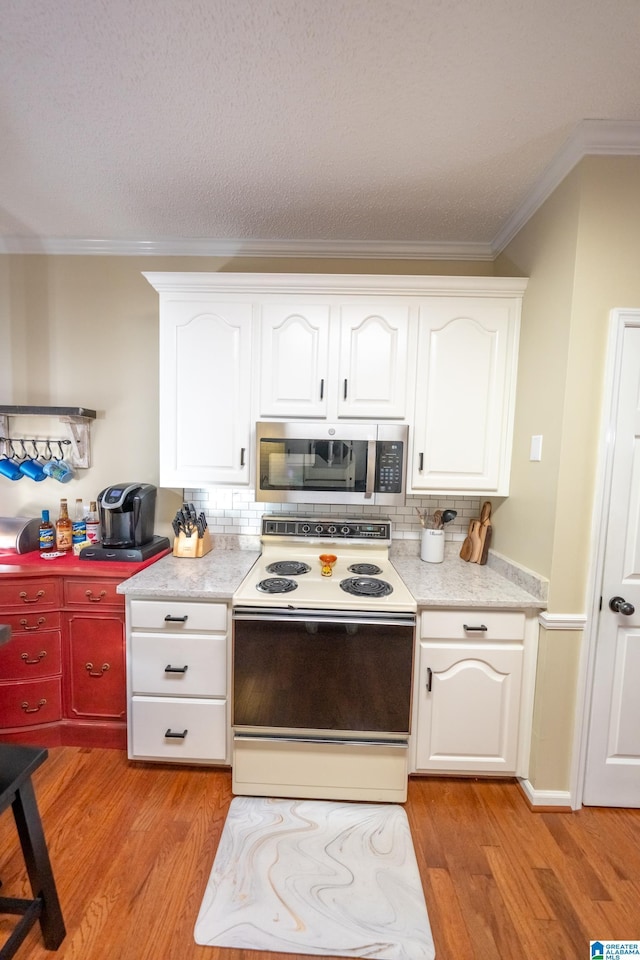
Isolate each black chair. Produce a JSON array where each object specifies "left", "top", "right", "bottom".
[{"left": 0, "top": 744, "right": 65, "bottom": 958}]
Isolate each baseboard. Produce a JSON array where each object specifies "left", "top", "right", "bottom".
[{"left": 518, "top": 777, "right": 573, "bottom": 812}]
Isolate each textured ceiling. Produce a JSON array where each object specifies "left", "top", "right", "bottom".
[{"left": 2, "top": 0, "right": 640, "bottom": 258}]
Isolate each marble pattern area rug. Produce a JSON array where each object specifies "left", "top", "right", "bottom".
[{"left": 194, "top": 796, "right": 435, "bottom": 960}]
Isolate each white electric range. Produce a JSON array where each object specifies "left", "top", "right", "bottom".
[{"left": 231, "top": 515, "right": 416, "bottom": 803}]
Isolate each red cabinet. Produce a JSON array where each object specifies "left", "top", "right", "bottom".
[{"left": 0, "top": 549, "right": 169, "bottom": 748}]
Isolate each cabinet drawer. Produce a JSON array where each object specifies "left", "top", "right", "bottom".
[
  {"left": 64, "top": 578, "right": 123, "bottom": 608},
  {"left": 129, "top": 599, "right": 227, "bottom": 632},
  {"left": 1, "top": 610, "right": 61, "bottom": 634},
  {"left": 131, "top": 633, "right": 227, "bottom": 696},
  {"left": 130, "top": 696, "right": 227, "bottom": 762},
  {"left": 0, "top": 578, "right": 61, "bottom": 611},
  {"left": 0, "top": 631, "right": 62, "bottom": 680},
  {"left": 420, "top": 609, "right": 525, "bottom": 641},
  {"left": 0, "top": 677, "right": 62, "bottom": 727}
]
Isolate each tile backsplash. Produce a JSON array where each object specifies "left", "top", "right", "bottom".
[{"left": 183, "top": 487, "right": 481, "bottom": 541}]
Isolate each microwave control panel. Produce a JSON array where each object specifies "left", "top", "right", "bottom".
[{"left": 376, "top": 441, "right": 403, "bottom": 493}]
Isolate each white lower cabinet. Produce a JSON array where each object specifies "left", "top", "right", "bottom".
[
  {"left": 413, "top": 609, "right": 526, "bottom": 775},
  {"left": 126, "top": 598, "right": 230, "bottom": 765}
]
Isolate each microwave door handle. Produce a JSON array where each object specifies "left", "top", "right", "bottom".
[{"left": 365, "top": 439, "right": 376, "bottom": 499}]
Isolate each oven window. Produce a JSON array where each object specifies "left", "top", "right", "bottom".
[
  {"left": 233, "top": 619, "right": 413, "bottom": 734},
  {"left": 258, "top": 438, "right": 368, "bottom": 492}
]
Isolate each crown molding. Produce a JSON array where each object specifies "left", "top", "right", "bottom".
[
  {"left": 0, "top": 236, "right": 494, "bottom": 261},
  {"left": 4, "top": 120, "right": 640, "bottom": 260},
  {"left": 492, "top": 119, "right": 640, "bottom": 255}
]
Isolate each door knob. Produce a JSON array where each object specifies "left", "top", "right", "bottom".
[{"left": 609, "top": 596, "right": 635, "bottom": 616}]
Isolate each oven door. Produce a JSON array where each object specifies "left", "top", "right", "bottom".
[{"left": 232, "top": 608, "right": 415, "bottom": 740}]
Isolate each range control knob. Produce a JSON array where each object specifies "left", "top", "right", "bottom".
[
  {"left": 341, "top": 526, "right": 350, "bottom": 535},
  {"left": 315, "top": 524, "right": 324, "bottom": 534},
  {"left": 301, "top": 523, "right": 311, "bottom": 534},
  {"left": 327, "top": 525, "right": 337, "bottom": 534}
]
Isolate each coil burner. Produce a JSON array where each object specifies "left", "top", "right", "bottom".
[
  {"left": 265, "top": 561, "right": 311, "bottom": 576},
  {"left": 256, "top": 577, "right": 298, "bottom": 594},
  {"left": 339, "top": 577, "right": 393, "bottom": 598},
  {"left": 347, "top": 563, "right": 382, "bottom": 576}
]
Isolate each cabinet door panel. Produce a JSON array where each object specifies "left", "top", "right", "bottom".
[
  {"left": 338, "top": 305, "right": 410, "bottom": 418},
  {"left": 411, "top": 297, "right": 518, "bottom": 493},
  {"left": 159, "top": 300, "right": 252, "bottom": 486},
  {"left": 259, "top": 305, "right": 330, "bottom": 417},
  {"left": 65, "top": 613, "right": 126, "bottom": 720},
  {"left": 415, "top": 643, "right": 523, "bottom": 772}
]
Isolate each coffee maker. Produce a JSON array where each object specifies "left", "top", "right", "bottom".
[{"left": 80, "top": 483, "right": 170, "bottom": 561}]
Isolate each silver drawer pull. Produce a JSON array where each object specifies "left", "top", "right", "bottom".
[
  {"left": 164, "top": 614, "right": 188, "bottom": 623},
  {"left": 463, "top": 624, "right": 488, "bottom": 632},
  {"left": 164, "top": 664, "right": 188, "bottom": 674},
  {"left": 165, "top": 728, "right": 188, "bottom": 739}
]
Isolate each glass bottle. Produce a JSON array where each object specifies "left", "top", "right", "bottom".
[
  {"left": 72, "top": 498, "right": 87, "bottom": 546},
  {"left": 56, "top": 499, "right": 73, "bottom": 551},
  {"left": 85, "top": 500, "right": 101, "bottom": 544},
  {"left": 39, "top": 509, "right": 55, "bottom": 553}
]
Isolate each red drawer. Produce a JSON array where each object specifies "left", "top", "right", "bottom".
[
  {"left": 64, "top": 578, "right": 123, "bottom": 608},
  {"left": 0, "top": 631, "right": 62, "bottom": 680},
  {"left": 0, "top": 677, "right": 62, "bottom": 727},
  {"left": 1, "top": 610, "right": 61, "bottom": 633},
  {"left": 0, "top": 578, "right": 62, "bottom": 610}
]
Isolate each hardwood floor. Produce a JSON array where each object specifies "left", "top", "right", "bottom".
[{"left": 1, "top": 747, "right": 639, "bottom": 959}]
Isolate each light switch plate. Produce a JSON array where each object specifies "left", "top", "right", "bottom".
[{"left": 530, "top": 435, "right": 543, "bottom": 461}]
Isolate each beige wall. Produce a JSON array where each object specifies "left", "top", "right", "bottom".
[{"left": 496, "top": 156, "right": 640, "bottom": 791}]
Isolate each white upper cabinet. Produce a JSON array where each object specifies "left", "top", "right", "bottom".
[
  {"left": 259, "top": 298, "right": 412, "bottom": 420},
  {"left": 410, "top": 293, "right": 523, "bottom": 496},
  {"left": 145, "top": 273, "right": 526, "bottom": 493},
  {"left": 145, "top": 274, "right": 254, "bottom": 487},
  {"left": 337, "top": 305, "right": 410, "bottom": 419},
  {"left": 259, "top": 305, "right": 330, "bottom": 418}
]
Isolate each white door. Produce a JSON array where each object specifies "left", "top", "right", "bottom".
[{"left": 583, "top": 311, "right": 640, "bottom": 806}]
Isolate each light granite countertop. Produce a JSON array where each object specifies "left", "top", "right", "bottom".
[
  {"left": 118, "top": 539, "right": 546, "bottom": 610},
  {"left": 117, "top": 547, "right": 260, "bottom": 600}
]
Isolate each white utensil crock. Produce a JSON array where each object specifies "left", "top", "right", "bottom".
[{"left": 421, "top": 528, "right": 444, "bottom": 563}]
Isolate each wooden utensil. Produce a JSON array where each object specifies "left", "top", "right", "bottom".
[
  {"left": 460, "top": 517, "right": 476, "bottom": 561},
  {"left": 469, "top": 519, "right": 483, "bottom": 562},
  {"left": 477, "top": 501, "right": 492, "bottom": 565}
]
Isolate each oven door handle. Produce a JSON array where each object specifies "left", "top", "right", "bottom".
[
  {"left": 234, "top": 733, "right": 409, "bottom": 747},
  {"left": 232, "top": 608, "right": 416, "bottom": 627},
  {"left": 365, "top": 438, "right": 376, "bottom": 499}
]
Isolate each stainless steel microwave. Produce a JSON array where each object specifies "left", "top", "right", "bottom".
[{"left": 255, "top": 421, "right": 408, "bottom": 506}]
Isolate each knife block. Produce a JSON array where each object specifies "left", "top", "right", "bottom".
[{"left": 172, "top": 528, "right": 212, "bottom": 558}]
